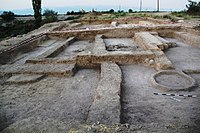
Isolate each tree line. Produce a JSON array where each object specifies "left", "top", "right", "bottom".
[{"left": 1, "top": 0, "right": 200, "bottom": 25}]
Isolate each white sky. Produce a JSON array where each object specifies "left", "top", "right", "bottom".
[{"left": 0, "top": 0, "right": 199, "bottom": 10}]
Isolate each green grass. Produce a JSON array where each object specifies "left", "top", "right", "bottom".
[{"left": 171, "top": 11, "right": 193, "bottom": 20}]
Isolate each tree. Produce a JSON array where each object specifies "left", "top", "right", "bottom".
[
  {"left": 71, "top": 11, "right": 75, "bottom": 15},
  {"left": 186, "top": 0, "right": 200, "bottom": 15},
  {"left": 1, "top": 11, "right": 15, "bottom": 21},
  {"left": 109, "top": 9, "right": 114, "bottom": 13},
  {"left": 66, "top": 11, "right": 71, "bottom": 15},
  {"left": 32, "top": 0, "right": 42, "bottom": 27},
  {"left": 43, "top": 9, "right": 57, "bottom": 22},
  {"left": 128, "top": 9, "right": 133, "bottom": 13}
]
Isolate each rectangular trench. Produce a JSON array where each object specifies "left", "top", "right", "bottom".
[{"left": 11, "top": 40, "right": 65, "bottom": 64}]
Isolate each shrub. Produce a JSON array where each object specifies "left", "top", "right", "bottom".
[
  {"left": 128, "top": 9, "right": 133, "bottom": 13},
  {"left": 152, "top": 15, "right": 162, "bottom": 19},
  {"left": 43, "top": 9, "right": 58, "bottom": 23},
  {"left": 1, "top": 11, "right": 15, "bottom": 21},
  {"left": 186, "top": 0, "right": 200, "bottom": 15},
  {"left": 109, "top": 9, "right": 114, "bottom": 13},
  {"left": 71, "top": 11, "right": 75, "bottom": 15},
  {"left": 163, "top": 15, "right": 172, "bottom": 19},
  {"left": 66, "top": 11, "right": 71, "bottom": 15}
]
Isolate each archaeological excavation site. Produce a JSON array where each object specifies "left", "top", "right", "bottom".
[{"left": 0, "top": 17, "right": 200, "bottom": 132}]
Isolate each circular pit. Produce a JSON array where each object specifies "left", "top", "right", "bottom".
[{"left": 150, "top": 70, "right": 195, "bottom": 91}]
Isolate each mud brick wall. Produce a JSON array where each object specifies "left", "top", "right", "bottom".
[
  {"left": 47, "top": 25, "right": 182, "bottom": 41},
  {"left": 134, "top": 32, "right": 173, "bottom": 70},
  {"left": 91, "top": 34, "right": 155, "bottom": 65},
  {"left": 37, "top": 37, "right": 75, "bottom": 58},
  {"left": 87, "top": 62, "right": 122, "bottom": 124},
  {"left": 0, "top": 63, "right": 76, "bottom": 77},
  {"left": 174, "top": 32, "right": 200, "bottom": 48},
  {"left": 26, "top": 56, "right": 76, "bottom": 64}
]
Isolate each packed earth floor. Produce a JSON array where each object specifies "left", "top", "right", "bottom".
[{"left": 0, "top": 17, "right": 200, "bottom": 133}]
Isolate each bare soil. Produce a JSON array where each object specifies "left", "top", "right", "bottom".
[
  {"left": 0, "top": 69, "right": 99, "bottom": 132},
  {"left": 57, "top": 40, "right": 93, "bottom": 57},
  {"left": 165, "top": 38, "right": 200, "bottom": 71},
  {"left": 121, "top": 65, "right": 200, "bottom": 133},
  {"left": 0, "top": 16, "right": 200, "bottom": 133}
]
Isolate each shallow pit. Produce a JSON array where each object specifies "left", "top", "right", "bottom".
[
  {"left": 57, "top": 40, "right": 93, "bottom": 57},
  {"left": 150, "top": 70, "right": 195, "bottom": 91},
  {"left": 104, "top": 38, "right": 139, "bottom": 51}
]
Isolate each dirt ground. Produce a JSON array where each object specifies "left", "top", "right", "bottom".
[
  {"left": 165, "top": 38, "right": 200, "bottom": 71},
  {"left": 0, "top": 15, "right": 200, "bottom": 133},
  {"left": 57, "top": 40, "right": 93, "bottom": 57},
  {"left": 1, "top": 39, "right": 200, "bottom": 132},
  {"left": 0, "top": 69, "right": 99, "bottom": 132},
  {"left": 121, "top": 65, "right": 200, "bottom": 133}
]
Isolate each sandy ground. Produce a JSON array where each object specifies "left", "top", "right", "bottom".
[{"left": 0, "top": 69, "right": 99, "bottom": 132}]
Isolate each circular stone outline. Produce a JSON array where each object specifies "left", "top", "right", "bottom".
[{"left": 150, "top": 70, "right": 195, "bottom": 91}]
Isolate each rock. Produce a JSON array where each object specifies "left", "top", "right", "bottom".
[
  {"left": 178, "top": 20, "right": 184, "bottom": 23},
  {"left": 144, "top": 58, "right": 150, "bottom": 63},
  {"left": 111, "top": 21, "right": 118, "bottom": 27},
  {"left": 149, "top": 59, "right": 155, "bottom": 65}
]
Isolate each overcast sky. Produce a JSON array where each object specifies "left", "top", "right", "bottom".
[{"left": 0, "top": 0, "right": 199, "bottom": 10}]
